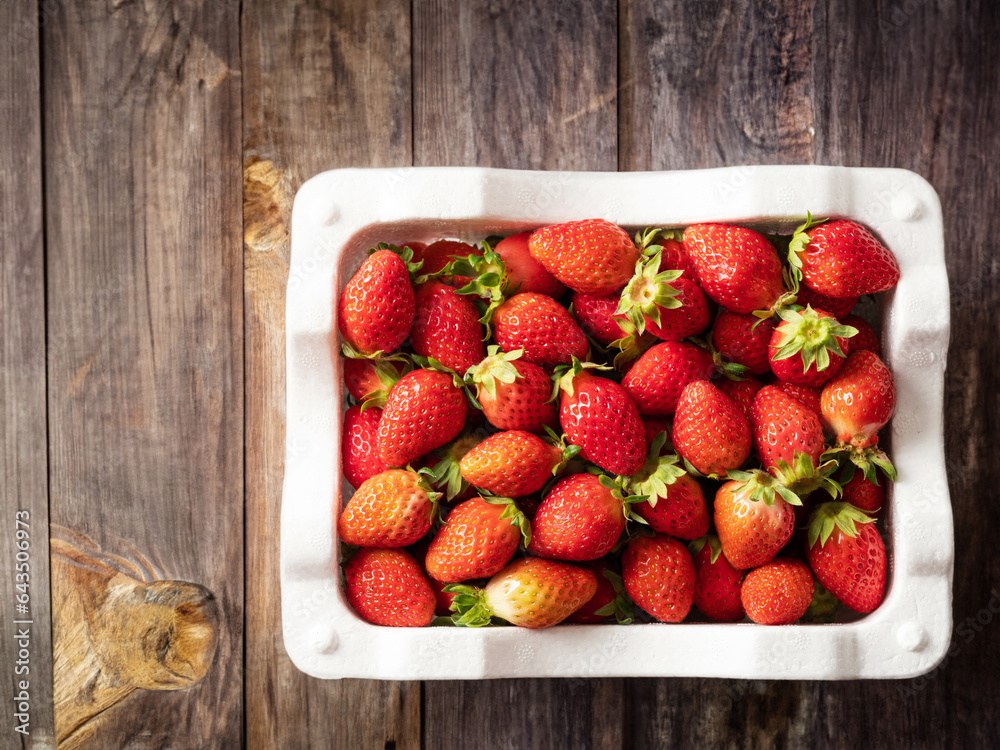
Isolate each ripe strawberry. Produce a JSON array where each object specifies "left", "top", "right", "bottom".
[
  {"left": 424, "top": 497, "right": 526, "bottom": 583},
  {"left": 466, "top": 347, "right": 557, "bottom": 433},
  {"left": 682, "top": 223, "right": 787, "bottom": 313},
  {"left": 418, "top": 239, "right": 481, "bottom": 286},
  {"left": 449, "top": 557, "right": 598, "bottom": 628},
  {"left": 398, "top": 240, "right": 427, "bottom": 255},
  {"left": 555, "top": 361, "right": 646, "bottom": 476},
  {"left": 494, "top": 292, "right": 588, "bottom": 367},
  {"left": 789, "top": 217, "right": 900, "bottom": 298},
  {"left": 713, "top": 474, "right": 798, "bottom": 569},
  {"left": 571, "top": 290, "right": 627, "bottom": 346},
  {"left": 807, "top": 501, "right": 886, "bottom": 613},
  {"left": 769, "top": 378, "right": 823, "bottom": 422},
  {"left": 841, "top": 470, "right": 886, "bottom": 515},
  {"left": 841, "top": 313, "right": 880, "bottom": 355},
  {"left": 633, "top": 471, "right": 709, "bottom": 541},
  {"left": 621, "top": 341, "right": 715, "bottom": 417},
  {"left": 342, "top": 354, "right": 406, "bottom": 408},
  {"left": 622, "top": 534, "right": 696, "bottom": 623},
  {"left": 768, "top": 306, "right": 856, "bottom": 387},
  {"left": 616, "top": 252, "right": 710, "bottom": 341},
  {"left": 338, "top": 248, "right": 417, "bottom": 354},
  {"left": 690, "top": 535, "right": 745, "bottom": 622},
  {"left": 750, "top": 385, "right": 825, "bottom": 470},
  {"left": 410, "top": 281, "right": 485, "bottom": 372},
  {"left": 342, "top": 405, "right": 387, "bottom": 488},
  {"left": 337, "top": 468, "right": 439, "bottom": 547},
  {"left": 634, "top": 227, "right": 699, "bottom": 282},
  {"left": 740, "top": 557, "right": 814, "bottom": 625},
  {"left": 377, "top": 368, "right": 467, "bottom": 467},
  {"left": 793, "top": 283, "right": 858, "bottom": 320},
  {"left": 567, "top": 564, "right": 633, "bottom": 624},
  {"left": 642, "top": 417, "right": 673, "bottom": 450},
  {"left": 528, "top": 473, "right": 626, "bottom": 561},
  {"left": 429, "top": 576, "right": 458, "bottom": 617},
  {"left": 820, "top": 350, "right": 895, "bottom": 449},
  {"left": 711, "top": 311, "right": 775, "bottom": 376},
  {"left": 672, "top": 381, "right": 751, "bottom": 477},
  {"left": 528, "top": 219, "right": 639, "bottom": 296},
  {"left": 494, "top": 230, "right": 566, "bottom": 297},
  {"left": 459, "top": 430, "right": 564, "bottom": 498},
  {"left": 717, "top": 375, "right": 764, "bottom": 421},
  {"left": 344, "top": 547, "right": 436, "bottom": 627}
]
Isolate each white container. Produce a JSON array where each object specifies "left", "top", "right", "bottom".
[{"left": 281, "top": 166, "right": 952, "bottom": 680}]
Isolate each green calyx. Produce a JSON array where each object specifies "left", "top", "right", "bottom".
[
  {"left": 426, "top": 433, "right": 482, "bottom": 500},
  {"left": 770, "top": 305, "right": 858, "bottom": 372},
  {"left": 341, "top": 344, "right": 411, "bottom": 410},
  {"left": 592, "top": 568, "right": 636, "bottom": 625},
  {"left": 698, "top": 333, "right": 749, "bottom": 380},
  {"left": 445, "top": 584, "right": 496, "bottom": 628},
  {"left": 634, "top": 227, "right": 683, "bottom": 255},
  {"left": 370, "top": 242, "right": 425, "bottom": 282},
  {"left": 801, "top": 582, "right": 840, "bottom": 624},
  {"left": 626, "top": 435, "right": 685, "bottom": 508},
  {"left": 770, "top": 452, "right": 842, "bottom": 500},
  {"left": 481, "top": 494, "right": 532, "bottom": 546},
  {"left": 726, "top": 468, "right": 804, "bottom": 507},
  {"left": 688, "top": 533, "right": 724, "bottom": 564},
  {"left": 551, "top": 357, "right": 612, "bottom": 401},
  {"left": 822, "top": 444, "right": 898, "bottom": 484},
  {"left": 608, "top": 319, "right": 656, "bottom": 371},
  {"left": 448, "top": 243, "right": 509, "bottom": 336},
  {"left": 807, "top": 501, "right": 876, "bottom": 549},
  {"left": 542, "top": 425, "right": 583, "bottom": 476},
  {"left": 786, "top": 212, "right": 829, "bottom": 284},
  {"left": 615, "top": 250, "right": 684, "bottom": 335},
  {"left": 466, "top": 346, "right": 523, "bottom": 401},
  {"left": 596, "top": 474, "right": 649, "bottom": 526}
]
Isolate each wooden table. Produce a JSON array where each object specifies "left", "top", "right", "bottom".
[{"left": 2, "top": 1, "right": 997, "bottom": 747}]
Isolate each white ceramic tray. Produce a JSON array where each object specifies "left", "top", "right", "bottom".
[{"left": 281, "top": 165, "right": 952, "bottom": 680}]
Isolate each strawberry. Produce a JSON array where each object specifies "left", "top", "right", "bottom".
[
  {"left": 682, "top": 223, "right": 788, "bottom": 314},
  {"left": 841, "top": 313, "right": 880, "bottom": 355},
  {"left": 713, "top": 474, "right": 799, "bottom": 569},
  {"left": 710, "top": 312, "right": 775, "bottom": 376},
  {"left": 338, "top": 248, "right": 417, "bottom": 354},
  {"left": 616, "top": 251, "right": 710, "bottom": 341},
  {"left": 769, "top": 378, "right": 823, "bottom": 422},
  {"left": 841, "top": 470, "right": 885, "bottom": 515},
  {"left": 494, "top": 292, "right": 588, "bottom": 367},
  {"left": 344, "top": 547, "right": 436, "bottom": 627},
  {"left": 571, "top": 291, "right": 628, "bottom": 346},
  {"left": 807, "top": 501, "right": 886, "bottom": 613},
  {"left": 768, "top": 306, "right": 857, "bottom": 387},
  {"left": 740, "top": 557, "right": 814, "bottom": 625},
  {"left": 337, "top": 468, "right": 439, "bottom": 547},
  {"left": 528, "top": 219, "right": 639, "bottom": 296},
  {"left": 448, "top": 557, "right": 597, "bottom": 628},
  {"left": 672, "top": 381, "right": 751, "bottom": 477},
  {"left": 635, "top": 227, "right": 699, "bottom": 282},
  {"left": 633, "top": 471, "right": 709, "bottom": 541},
  {"left": 466, "top": 347, "right": 557, "bottom": 433},
  {"left": 555, "top": 361, "right": 646, "bottom": 476},
  {"left": 789, "top": 217, "right": 900, "bottom": 298},
  {"left": 459, "top": 430, "right": 565, "bottom": 498},
  {"left": 429, "top": 576, "right": 458, "bottom": 617},
  {"left": 494, "top": 230, "right": 566, "bottom": 297},
  {"left": 642, "top": 417, "right": 673, "bottom": 450},
  {"left": 820, "top": 350, "right": 895, "bottom": 449},
  {"left": 424, "top": 496, "right": 527, "bottom": 583},
  {"left": 342, "top": 353, "right": 406, "bottom": 408},
  {"left": 567, "top": 564, "right": 633, "bottom": 624},
  {"left": 398, "top": 240, "right": 427, "bottom": 256},
  {"left": 690, "top": 535, "right": 745, "bottom": 622},
  {"left": 418, "top": 239, "right": 481, "bottom": 286},
  {"left": 621, "top": 341, "right": 715, "bottom": 417},
  {"left": 717, "top": 375, "right": 763, "bottom": 421},
  {"left": 622, "top": 534, "right": 696, "bottom": 623},
  {"left": 410, "top": 281, "right": 485, "bottom": 372},
  {"left": 793, "top": 284, "right": 858, "bottom": 320},
  {"left": 750, "top": 385, "right": 825, "bottom": 470},
  {"left": 376, "top": 368, "right": 468, "bottom": 467},
  {"left": 528, "top": 473, "right": 627, "bottom": 561},
  {"left": 342, "top": 405, "right": 387, "bottom": 488}
]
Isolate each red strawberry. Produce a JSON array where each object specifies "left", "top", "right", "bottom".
[
  {"left": 343, "top": 355, "right": 406, "bottom": 408},
  {"left": 711, "top": 312, "right": 775, "bottom": 376},
  {"left": 740, "top": 557, "right": 814, "bottom": 625},
  {"left": 682, "top": 224, "right": 787, "bottom": 313},
  {"left": 841, "top": 314, "right": 880, "bottom": 355},
  {"left": 770, "top": 378, "right": 823, "bottom": 422},
  {"left": 794, "top": 283, "right": 858, "bottom": 320},
  {"left": 459, "top": 430, "right": 563, "bottom": 498},
  {"left": 342, "top": 405, "right": 387, "bottom": 488},
  {"left": 616, "top": 252, "right": 710, "bottom": 341},
  {"left": 338, "top": 248, "right": 416, "bottom": 354},
  {"left": 768, "top": 306, "right": 856, "bottom": 387},
  {"left": 337, "top": 468, "right": 439, "bottom": 547},
  {"left": 571, "top": 291, "right": 627, "bottom": 346},
  {"left": 494, "top": 230, "right": 566, "bottom": 297},
  {"left": 567, "top": 564, "right": 630, "bottom": 624},
  {"left": 528, "top": 219, "right": 639, "bottom": 296},
  {"left": 789, "top": 217, "right": 900, "bottom": 298},
  {"left": 750, "top": 385, "right": 825, "bottom": 470},
  {"left": 634, "top": 227, "right": 699, "bottom": 282},
  {"left": 622, "top": 534, "right": 696, "bottom": 623},
  {"left": 344, "top": 547, "right": 436, "bottom": 627},
  {"left": 410, "top": 281, "right": 485, "bottom": 372},
  {"left": 621, "top": 341, "right": 715, "bottom": 418},
  {"left": 528, "top": 473, "right": 626, "bottom": 561},
  {"left": 556, "top": 362, "right": 646, "bottom": 475},
  {"left": 449, "top": 557, "right": 597, "bottom": 629},
  {"left": 642, "top": 417, "right": 673, "bottom": 450},
  {"left": 633, "top": 472, "right": 709, "bottom": 541},
  {"left": 467, "top": 347, "right": 557, "bottom": 433},
  {"left": 713, "top": 475, "right": 798, "bottom": 569},
  {"left": 807, "top": 501, "right": 886, "bottom": 613},
  {"left": 841, "top": 471, "right": 886, "bottom": 515},
  {"left": 820, "top": 350, "right": 895, "bottom": 449},
  {"left": 398, "top": 240, "right": 427, "bottom": 255},
  {"left": 429, "top": 576, "right": 458, "bottom": 617},
  {"left": 419, "top": 239, "right": 481, "bottom": 286},
  {"left": 718, "top": 375, "right": 764, "bottom": 420},
  {"left": 672, "top": 381, "right": 751, "bottom": 477},
  {"left": 690, "top": 535, "right": 745, "bottom": 622},
  {"left": 377, "top": 369, "right": 467, "bottom": 467},
  {"left": 424, "top": 497, "right": 526, "bottom": 583},
  {"left": 494, "top": 292, "right": 588, "bottom": 367}
]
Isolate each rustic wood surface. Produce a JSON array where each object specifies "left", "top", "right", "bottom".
[{"left": 1, "top": 0, "right": 998, "bottom": 747}]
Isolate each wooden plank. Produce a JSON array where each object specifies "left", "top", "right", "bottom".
[
  {"left": 413, "top": 1, "right": 623, "bottom": 747},
  {"left": 42, "top": 1, "right": 243, "bottom": 746},
  {"left": 0, "top": 1, "right": 56, "bottom": 746},
  {"left": 241, "top": 2, "right": 421, "bottom": 748}
]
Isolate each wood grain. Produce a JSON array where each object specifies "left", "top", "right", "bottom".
[
  {"left": 241, "top": 2, "right": 421, "bottom": 748},
  {"left": 42, "top": 1, "right": 243, "bottom": 745},
  {"left": 1, "top": 1, "right": 56, "bottom": 746}
]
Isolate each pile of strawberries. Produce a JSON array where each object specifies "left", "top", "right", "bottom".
[{"left": 336, "top": 215, "right": 900, "bottom": 629}]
